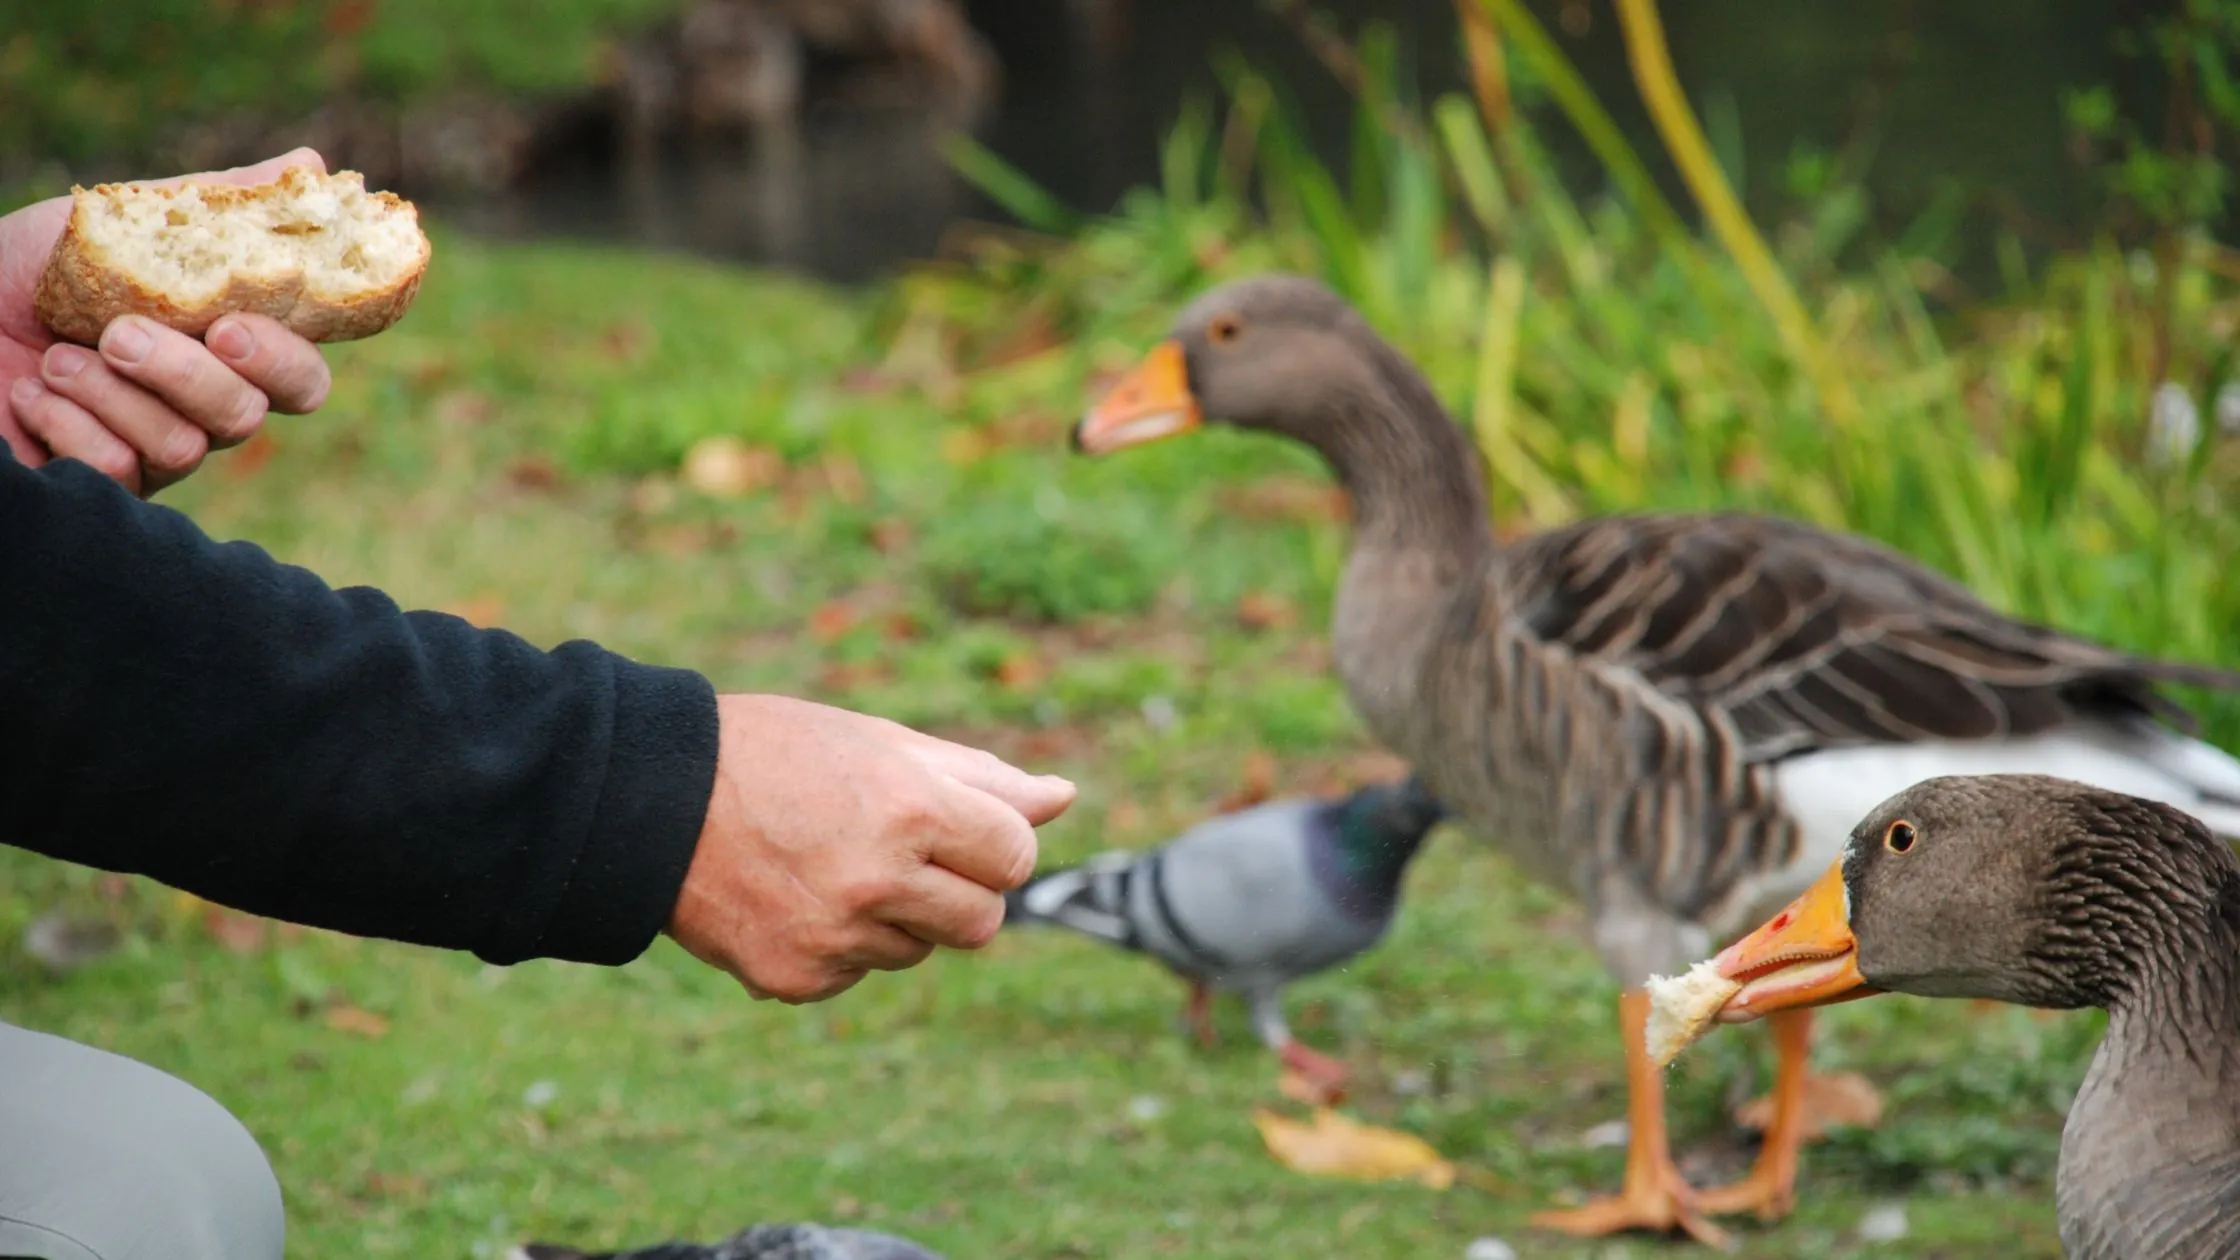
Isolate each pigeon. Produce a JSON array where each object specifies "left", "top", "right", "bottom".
[
  {"left": 1003, "top": 775, "right": 1446, "bottom": 1100},
  {"left": 509, "top": 1223, "right": 942, "bottom": 1260}
]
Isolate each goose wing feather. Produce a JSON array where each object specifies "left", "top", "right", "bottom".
[{"left": 1501, "top": 513, "right": 2240, "bottom": 763}]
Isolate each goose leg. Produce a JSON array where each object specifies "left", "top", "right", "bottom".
[
  {"left": 1530, "top": 990, "right": 1730, "bottom": 1247},
  {"left": 1698, "top": 1008, "right": 1811, "bottom": 1221}
]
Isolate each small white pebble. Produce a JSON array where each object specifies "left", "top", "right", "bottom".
[
  {"left": 1857, "top": 1202, "right": 1909, "bottom": 1243},
  {"left": 1582, "top": 1118, "right": 1630, "bottom": 1150},
  {"left": 2216, "top": 380, "right": 2240, "bottom": 435},
  {"left": 1140, "top": 694, "right": 1178, "bottom": 731},
  {"left": 2148, "top": 381, "right": 2201, "bottom": 467},
  {"left": 1128, "top": 1094, "right": 1168, "bottom": 1123},
  {"left": 521, "top": 1079, "right": 558, "bottom": 1109},
  {"left": 1464, "top": 1238, "right": 1518, "bottom": 1260},
  {"left": 1390, "top": 1068, "right": 1431, "bottom": 1096}
]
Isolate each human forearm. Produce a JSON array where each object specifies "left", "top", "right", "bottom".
[{"left": 0, "top": 453, "right": 718, "bottom": 965}]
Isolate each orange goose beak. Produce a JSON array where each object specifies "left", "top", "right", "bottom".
[
  {"left": 1074, "top": 340, "right": 1201, "bottom": 454},
  {"left": 1712, "top": 862, "right": 1879, "bottom": 1023}
]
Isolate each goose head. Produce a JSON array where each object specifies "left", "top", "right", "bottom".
[
  {"left": 1712, "top": 773, "right": 2240, "bottom": 1021},
  {"left": 1072, "top": 273, "right": 1489, "bottom": 547}
]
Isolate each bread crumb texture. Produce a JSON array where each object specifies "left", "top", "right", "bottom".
[
  {"left": 1643, "top": 958, "right": 1743, "bottom": 1069},
  {"left": 35, "top": 166, "right": 431, "bottom": 345}
]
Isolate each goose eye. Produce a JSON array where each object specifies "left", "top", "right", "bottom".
[
  {"left": 1207, "top": 315, "right": 1243, "bottom": 345},
  {"left": 1884, "top": 820, "right": 1918, "bottom": 854}
]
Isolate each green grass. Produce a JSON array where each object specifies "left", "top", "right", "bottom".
[{"left": 0, "top": 217, "right": 2215, "bottom": 1258}]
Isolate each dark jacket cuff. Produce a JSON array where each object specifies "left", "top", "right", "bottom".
[{"left": 525, "top": 658, "right": 720, "bottom": 965}]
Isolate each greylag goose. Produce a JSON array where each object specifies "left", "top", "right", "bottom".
[
  {"left": 1070, "top": 273, "right": 2240, "bottom": 1242},
  {"left": 1698, "top": 774, "right": 2240, "bottom": 1260},
  {"left": 1004, "top": 776, "right": 1447, "bottom": 1100}
]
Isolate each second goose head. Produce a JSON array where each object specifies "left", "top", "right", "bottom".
[{"left": 1711, "top": 772, "right": 2240, "bottom": 1021}]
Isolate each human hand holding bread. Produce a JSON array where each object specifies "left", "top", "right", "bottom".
[{"left": 1, "top": 147, "right": 430, "bottom": 494}]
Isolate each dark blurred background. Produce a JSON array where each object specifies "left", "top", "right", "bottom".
[{"left": 0, "top": 1, "right": 2209, "bottom": 281}]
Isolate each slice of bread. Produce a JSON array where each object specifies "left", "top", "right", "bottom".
[
  {"left": 1644, "top": 958, "right": 1743, "bottom": 1069},
  {"left": 34, "top": 166, "right": 431, "bottom": 346}
]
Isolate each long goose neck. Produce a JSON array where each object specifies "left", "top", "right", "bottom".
[
  {"left": 2060, "top": 880, "right": 2240, "bottom": 1258},
  {"left": 1310, "top": 340, "right": 1497, "bottom": 748},
  {"left": 2095, "top": 902, "right": 2240, "bottom": 1090},
  {"left": 1313, "top": 337, "right": 1494, "bottom": 573}
]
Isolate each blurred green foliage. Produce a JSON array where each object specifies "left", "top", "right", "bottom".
[
  {"left": 1, "top": 0, "right": 681, "bottom": 176},
  {"left": 2064, "top": 0, "right": 2240, "bottom": 239}
]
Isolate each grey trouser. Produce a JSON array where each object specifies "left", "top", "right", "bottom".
[{"left": 0, "top": 1020, "right": 282, "bottom": 1260}]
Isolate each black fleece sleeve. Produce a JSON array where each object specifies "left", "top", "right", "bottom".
[{"left": 0, "top": 451, "right": 720, "bottom": 967}]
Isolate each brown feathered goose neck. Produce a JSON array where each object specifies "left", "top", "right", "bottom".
[{"left": 1836, "top": 776, "right": 2240, "bottom": 1260}]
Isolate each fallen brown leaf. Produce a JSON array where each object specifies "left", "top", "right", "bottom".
[
  {"left": 991, "top": 652, "right": 1044, "bottom": 691},
  {"left": 817, "top": 661, "right": 893, "bottom": 693},
  {"left": 324, "top": 1004, "right": 391, "bottom": 1039},
  {"left": 442, "top": 595, "right": 508, "bottom": 628},
  {"left": 1252, "top": 1107, "right": 1457, "bottom": 1189},
  {"left": 989, "top": 410, "right": 1064, "bottom": 448},
  {"left": 222, "top": 430, "right": 280, "bottom": 481},
  {"left": 939, "top": 427, "right": 990, "bottom": 466},
  {"left": 629, "top": 476, "right": 680, "bottom": 516},
  {"left": 641, "top": 522, "right": 719, "bottom": 558},
  {"left": 324, "top": 0, "right": 376, "bottom": 37},
  {"left": 1105, "top": 799, "right": 1146, "bottom": 838},
  {"left": 1234, "top": 591, "right": 1298, "bottom": 634},
  {"left": 599, "top": 319, "right": 652, "bottom": 363},
  {"left": 1215, "top": 750, "right": 1279, "bottom": 813},
  {"left": 818, "top": 454, "right": 867, "bottom": 505},
  {"left": 869, "top": 517, "right": 913, "bottom": 554},
  {"left": 203, "top": 905, "right": 270, "bottom": 954},
  {"left": 1723, "top": 447, "right": 1766, "bottom": 488},
  {"left": 809, "top": 600, "right": 860, "bottom": 643},
  {"left": 407, "top": 356, "right": 455, "bottom": 392},
  {"left": 838, "top": 366, "right": 900, "bottom": 396},
  {"left": 1734, "top": 1070, "right": 1885, "bottom": 1141},
  {"left": 361, "top": 1170, "right": 428, "bottom": 1200},
  {"left": 507, "top": 455, "right": 563, "bottom": 491},
  {"left": 431, "top": 389, "right": 496, "bottom": 426},
  {"left": 682, "top": 437, "right": 783, "bottom": 499},
  {"left": 970, "top": 311, "right": 1063, "bottom": 371}
]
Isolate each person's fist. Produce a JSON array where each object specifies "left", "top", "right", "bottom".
[
  {"left": 666, "top": 694, "right": 1076, "bottom": 1003},
  {"left": 0, "top": 148, "right": 335, "bottom": 494}
]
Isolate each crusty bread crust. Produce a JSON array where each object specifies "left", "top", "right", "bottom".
[{"left": 33, "top": 172, "right": 431, "bottom": 346}]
